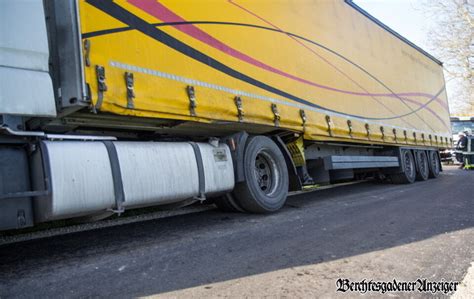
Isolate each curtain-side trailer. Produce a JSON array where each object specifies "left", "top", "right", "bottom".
[{"left": 0, "top": 0, "right": 451, "bottom": 231}]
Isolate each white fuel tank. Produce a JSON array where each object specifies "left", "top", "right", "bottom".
[{"left": 32, "top": 141, "right": 234, "bottom": 222}]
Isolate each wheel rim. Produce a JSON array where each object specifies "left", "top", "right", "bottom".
[{"left": 253, "top": 150, "right": 280, "bottom": 196}]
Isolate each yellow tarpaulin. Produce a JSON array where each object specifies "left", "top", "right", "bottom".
[{"left": 79, "top": 0, "right": 452, "bottom": 147}]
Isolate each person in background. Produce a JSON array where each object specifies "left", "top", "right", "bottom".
[
  {"left": 464, "top": 129, "right": 472, "bottom": 137},
  {"left": 456, "top": 132, "right": 468, "bottom": 169}
]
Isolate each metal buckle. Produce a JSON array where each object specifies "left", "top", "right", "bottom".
[
  {"left": 94, "top": 65, "right": 107, "bottom": 112},
  {"left": 235, "top": 96, "right": 244, "bottom": 122},
  {"left": 187, "top": 86, "right": 197, "bottom": 116},
  {"left": 124, "top": 72, "right": 135, "bottom": 109},
  {"left": 272, "top": 104, "right": 280, "bottom": 127}
]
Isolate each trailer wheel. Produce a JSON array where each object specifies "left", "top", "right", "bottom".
[
  {"left": 232, "top": 136, "right": 289, "bottom": 213},
  {"left": 390, "top": 150, "right": 416, "bottom": 184},
  {"left": 415, "top": 151, "right": 429, "bottom": 181},
  {"left": 428, "top": 151, "right": 440, "bottom": 178}
]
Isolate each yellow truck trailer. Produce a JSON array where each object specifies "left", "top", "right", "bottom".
[{"left": 0, "top": 0, "right": 451, "bottom": 230}]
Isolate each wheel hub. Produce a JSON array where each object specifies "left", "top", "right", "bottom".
[{"left": 253, "top": 151, "right": 279, "bottom": 196}]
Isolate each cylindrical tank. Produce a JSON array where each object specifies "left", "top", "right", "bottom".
[{"left": 32, "top": 140, "right": 234, "bottom": 222}]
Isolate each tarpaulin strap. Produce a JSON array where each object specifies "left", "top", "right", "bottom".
[
  {"left": 125, "top": 72, "right": 135, "bottom": 109},
  {"left": 102, "top": 141, "right": 125, "bottom": 214},
  {"left": 94, "top": 65, "right": 107, "bottom": 112}
]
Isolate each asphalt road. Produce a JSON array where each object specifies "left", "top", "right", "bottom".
[{"left": 0, "top": 166, "right": 473, "bottom": 298}]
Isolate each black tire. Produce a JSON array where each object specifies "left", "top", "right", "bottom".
[
  {"left": 415, "top": 151, "right": 429, "bottom": 181},
  {"left": 390, "top": 150, "right": 416, "bottom": 184},
  {"left": 214, "top": 193, "right": 246, "bottom": 213},
  {"left": 232, "top": 136, "right": 289, "bottom": 213},
  {"left": 428, "top": 151, "right": 440, "bottom": 178}
]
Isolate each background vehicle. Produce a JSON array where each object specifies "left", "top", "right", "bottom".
[
  {"left": 451, "top": 116, "right": 474, "bottom": 143},
  {"left": 441, "top": 116, "right": 474, "bottom": 163},
  {"left": 0, "top": 0, "right": 451, "bottom": 231}
]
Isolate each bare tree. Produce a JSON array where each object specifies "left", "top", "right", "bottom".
[{"left": 421, "top": 0, "right": 473, "bottom": 115}]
